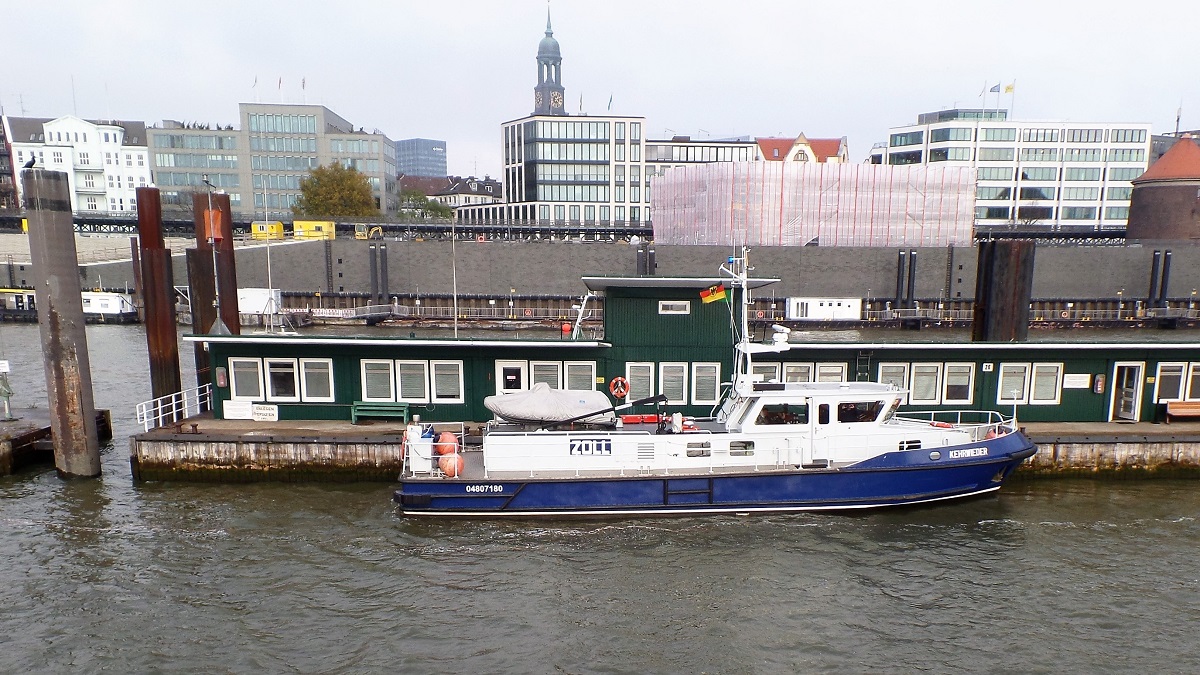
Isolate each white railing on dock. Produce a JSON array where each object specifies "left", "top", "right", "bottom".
[{"left": 135, "top": 383, "right": 211, "bottom": 432}]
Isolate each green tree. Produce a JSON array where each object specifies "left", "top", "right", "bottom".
[
  {"left": 293, "top": 163, "right": 379, "bottom": 217},
  {"left": 399, "top": 188, "right": 454, "bottom": 219}
]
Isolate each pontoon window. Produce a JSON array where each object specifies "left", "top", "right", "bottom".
[
  {"left": 752, "top": 363, "right": 781, "bottom": 383},
  {"left": 1155, "top": 363, "right": 1186, "bottom": 402},
  {"left": 997, "top": 363, "right": 1030, "bottom": 405},
  {"left": 627, "top": 362, "right": 654, "bottom": 400},
  {"left": 692, "top": 362, "right": 721, "bottom": 405},
  {"left": 1188, "top": 364, "right": 1200, "bottom": 401},
  {"left": 397, "top": 361, "right": 428, "bottom": 402},
  {"left": 361, "top": 360, "right": 395, "bottom": 401},
  {"left": 660, "top": 363, "right": 688, "bottom": 405},
  {"left": 229, "top": 358, "right": 263, "bottom": 401},
  {"left": 431, "top": 361, "right": 464, "bottom": 404},
  {"left": 943, "top": 363, "right": 975, "bottom": 404},
  {"left": 910, "top": 364, "right": 942, "bottom": 404},
  {"left": 878, "top": 363, "right": 908, "bottom": 394},
  {"left": 564, "top": 362, "right": 596, "bottom": 391},
  {"left": 265, "top": 358, "right": 300, "bottom": 402},
  {"left": 300, "top": 359, "right": 335, "bottom": 402},
  {"left": 531, "top": 361, "right": 562, "bottom": 389},
  {"left": 816, "top": 363, "right": 847, "bottom": 382},
  {"left": 1030, "top": 363, "right": 1063, "bottom": 404},
  {"left": 783, "top": 363, "right": 813, "bottom": 383}
]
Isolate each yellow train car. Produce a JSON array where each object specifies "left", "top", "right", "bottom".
[
  {"left": 293, "top": 220, "right": 337, "bottom": 240},
  {"left": 251, "top": 221, "right": 285, "bottom": 240}
]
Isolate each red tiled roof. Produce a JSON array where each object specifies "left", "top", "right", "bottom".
[
  {"left": 398, "top": 175, "right": 451, "bottom": 196},
  {"left": 808, "top": 138, "right": 844, "bottom": 162},
  {"left": 755, "top": 137, "right": 795, "bottom": 161},
  {"left": 1135, "top": 135, "right": 1200, "bottom": 182}
]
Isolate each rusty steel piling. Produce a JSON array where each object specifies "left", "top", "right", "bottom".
[{"left": 22, "top": 168, "right": 101, "bottom": 478}]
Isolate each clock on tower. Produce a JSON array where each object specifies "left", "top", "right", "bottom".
[{"left": 551, "top": 91, "right": 563, "bottom": 110}]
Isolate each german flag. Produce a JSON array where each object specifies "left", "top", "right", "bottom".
[{"left": 700, "top": 283, "right": 727, "bottom": 304}]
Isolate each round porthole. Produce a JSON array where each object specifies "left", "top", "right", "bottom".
[{"left": 928, "top": 451, "right": 942, "bottom": 461}]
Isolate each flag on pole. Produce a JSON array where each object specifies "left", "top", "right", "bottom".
[
  {"left": 579, "top": 93, "right": 582, "bottom": 113},
  {"left": 700, "top": 283, "right": 727, "bottom": 304},
  {"left": 1004, "top": 82, "right": 1015, "bottom": 94},
  {"left": 278, "top": 77, "right": 282, "bottom": 90},
  {"left": 302, "top": 77, "right": 306, "bottom": 90},
  {"left": 252, "top": 76, "right": 258, "bottom": 88},
  {"left": 989, "top": 83, "right": 1001, "bottom": 93},
  {"left": 607, "top": 94, "right": 613, "bottom": 111}
]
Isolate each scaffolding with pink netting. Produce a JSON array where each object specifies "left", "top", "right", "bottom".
[{"left": 651, "top": 162, "right": 976, "bottom": 247}]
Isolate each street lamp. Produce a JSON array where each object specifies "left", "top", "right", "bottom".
[
  {"left": 509, "top": 287, "right": 516, "bottom": 319},
  {"left": 202, "top": 174, "right": 230, "bottom": 335},
  {"left": 1117, "top": 289, "right": 1124, "bottom": 320}
]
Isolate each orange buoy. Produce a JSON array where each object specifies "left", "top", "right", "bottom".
[
  {"left": 562, "top": 322, "right": 572, "bottom": 334},
  {"left": 434, "top": 431, "right": 458, "bottom": 455},
  {"left": 439, "top": 454, "right": 464, "bottom": 477},
  {"left": 930, "top": 421, "right": 953, "bottom": 428}
]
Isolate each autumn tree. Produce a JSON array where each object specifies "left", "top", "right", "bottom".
[{"left": 293, "top": 163, "right": 379, "bottom": 217}]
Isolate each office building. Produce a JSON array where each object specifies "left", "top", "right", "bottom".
[
  {"left": 148, "top": 103, "right": 397, "bottom": 220},
  {"left": 870, "top": 109, "right": 1151, "bottom": 229},
  {"left": 396, "top": 138, "right": 447, "bottom": 178}
]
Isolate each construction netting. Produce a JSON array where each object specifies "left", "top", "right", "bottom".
[{"left": 651, "top": 162, "right": 976, "bottom": 247}]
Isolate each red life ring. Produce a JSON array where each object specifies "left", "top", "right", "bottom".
[
  {"left": 756, "top": 310, "right": 765, "bottom": 318},
  {"left": 524, "top": 308, "right": 532, "bottom": 317},
  {"left": 609, "top": 376, "right": 629, "bottom": 398}
]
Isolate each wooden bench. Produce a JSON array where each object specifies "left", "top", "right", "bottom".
[
  {"left": 351, "top": 401, "right": 410, "bottom": 424},
  {"left": 1165, "top": 400, "right": 1200, "bottom": 423}
]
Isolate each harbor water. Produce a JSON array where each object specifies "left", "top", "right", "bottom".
[{"left": 1, "top": 324, "right": 1198, "bottom": 673}]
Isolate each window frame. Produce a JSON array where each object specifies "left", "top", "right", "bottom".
[
  {"left": 659, "top": 362, "right": 689, "bottom": 406},
  {"left": 626, "top": 362, "right": 655, "bottom": 401},
  {"left": 909, "top": 363, "right": 943, "bottom": 405},
  {"left": 396, "top": 360, "right": 430, "bottom": 403},
  {"left": 877, "top": 362, "right": 909, "bottom": 403},
  {"left": 942, "top": 362, "right": 976, "bottom": 404},
  {"left": 564, "top": 361, "right": 596, "bottom": 391},
  {"left": 530, "top": 361, "right": 564, "bottom": 389},
  {"left": 299, "top": 358, "right": 335, "bottom": 403},
  {"left": 264, "top": 357, "right": 300, "bottom": 403},
  {"left": 430, "top": 360, "right": 465, "bottom": 404},
  {"left": 815, "top": 363, "right": 848, "bottom": 382},
  {"left": 691, "top": 362, "right": 722, "bottom": 406},
  {"left": 1154, "top": 362, "right": 1186, "bottom": 402},
  {"left": 228, "top": 357, "right": 264, "bottom": 401},
  {"left": 1029, "top": 363, "right": 1064, "bottom": 405},
  {"left": 997, "top": 362, "right": 1031, "bottom": 405},
  {"left": 360, "top": 359, "right": 396, "bottom": 402}
]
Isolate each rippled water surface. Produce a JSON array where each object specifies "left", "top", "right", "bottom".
[{"left": 2, "top": 325, "right": 1198, "bottom": 673}]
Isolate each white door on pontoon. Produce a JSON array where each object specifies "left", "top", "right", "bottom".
[
  {"left": 1110, "top": 362, "right": 1143, "bottom": 422},
  {"left": 495, "top": 360, "right": 527, "bottom": 395}
]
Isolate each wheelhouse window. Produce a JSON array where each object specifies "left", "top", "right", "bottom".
[
  {"left": 837, "top": 401, "right": 882, "bottom": 423},
  {"left": 229, "top": 358, "right": 263, "bottom": 401}
]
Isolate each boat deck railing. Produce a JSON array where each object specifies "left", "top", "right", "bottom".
[
  {"left": 135, "top": 383, "right": 211, "bottom": 431},
  {"left": 893, "top": 409, "right": 1015, "bottom": 441}
]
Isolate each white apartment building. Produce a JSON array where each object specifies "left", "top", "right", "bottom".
[
  {"left": 870, "top": 109, "right": 1151, "bottom": 229},
  {"left": 3, "top": 115, "right": 150, "bottom": 214}
]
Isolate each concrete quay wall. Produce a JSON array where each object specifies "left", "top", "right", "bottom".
[{"left": 32, "top": 239, "right": 1200, "bottom": 304}]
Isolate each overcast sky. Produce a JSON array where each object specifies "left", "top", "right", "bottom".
[{"left": 3, "top": 0, "right": 1195, "bottom": 177}]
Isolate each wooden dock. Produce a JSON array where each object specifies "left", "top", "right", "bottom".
[
  {"left": 1, "top": 409, "right": 113, "bottom": 475},
  {"left": 129, "top": 414, "right": 410, "bottom": 482}
]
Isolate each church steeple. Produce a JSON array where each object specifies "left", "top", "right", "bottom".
[{"left": 534, "top": 9, "right": 566, "bottom": 116}]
